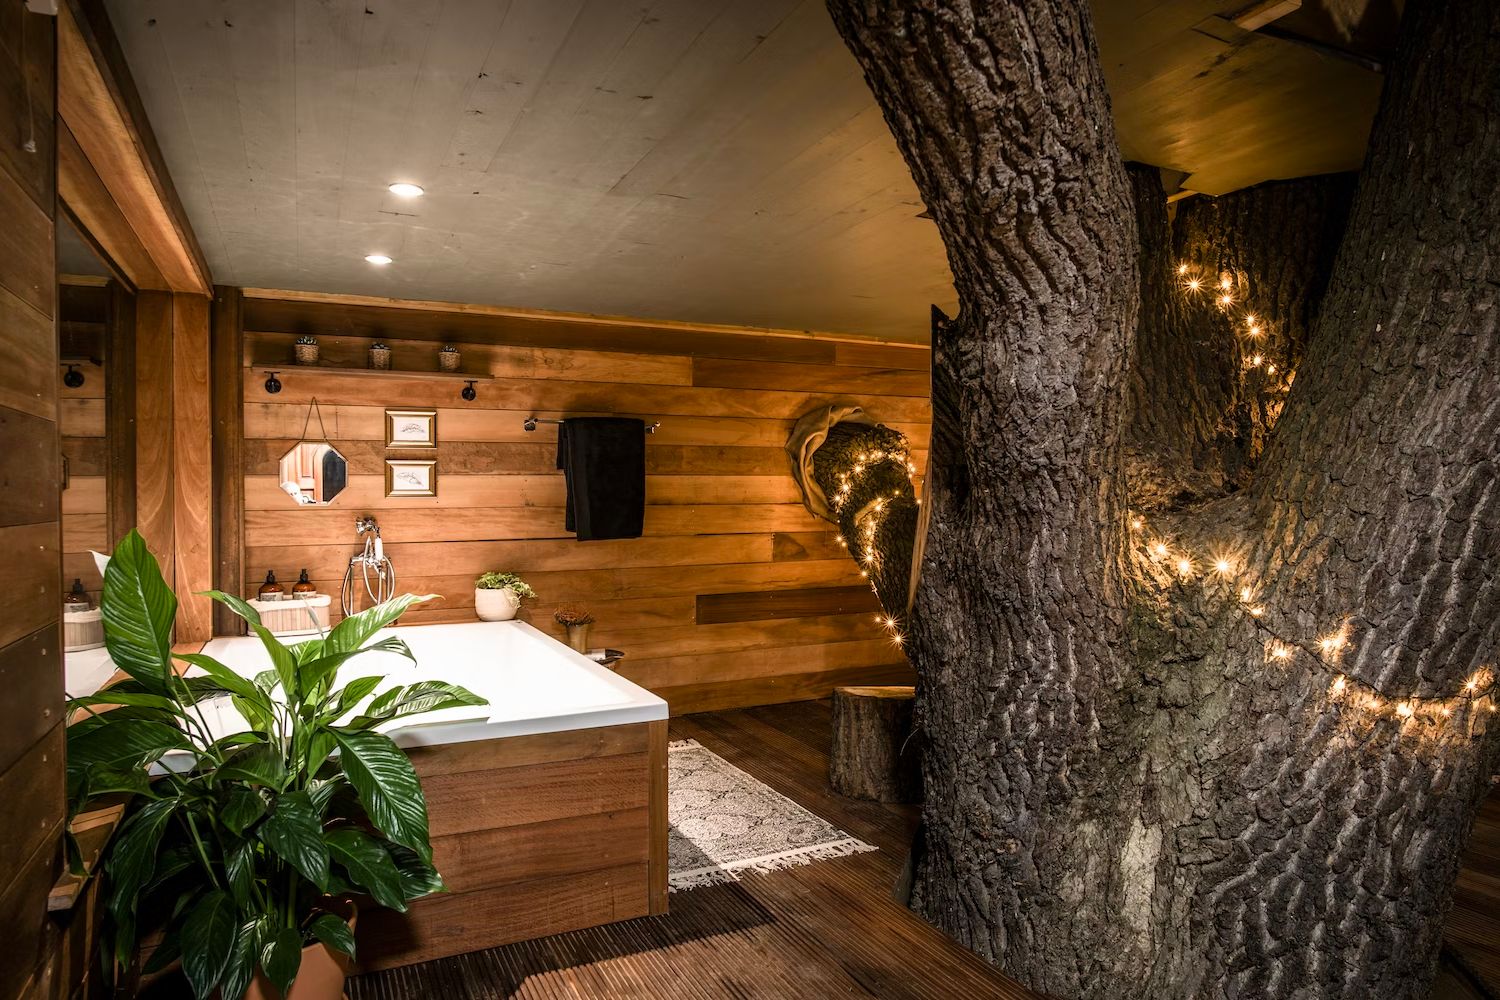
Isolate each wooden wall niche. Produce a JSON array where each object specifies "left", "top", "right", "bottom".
[
  {"left": 57, "top": 275, "right": 136, "bottom": 600},
  {"left": 232, "top": 291, "right": 929, "bottom": 714}
]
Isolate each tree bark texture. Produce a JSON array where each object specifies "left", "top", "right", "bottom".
[
  {"left": 826, "top": 0, "right": 1500, "bottom": 998},
  {"left": 808, "top": 420, "right": 920, "bottom": 627},
  {"left": 830, "top": 685, "right": 923, "bottom": 803},
  {"left": 1126, "top": 167, "right": 1354, "bottom": 510}
]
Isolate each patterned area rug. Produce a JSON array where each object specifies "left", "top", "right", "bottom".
[{"left": 668, "top": 738, "right": 877, "bottom": 891}]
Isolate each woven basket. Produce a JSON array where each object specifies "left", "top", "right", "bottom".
[
  {"left": 294, "top": 342, "right": 320, "bottom": 365},
  {"left": 368, "top": 346, "right": 392, "bottom": 370},
  {"left": 438, "top": 349, "right": 462, "bottom": 372}
]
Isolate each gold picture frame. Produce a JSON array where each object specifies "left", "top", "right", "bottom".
[
  {"left": 385, "top": 408, "right": 437, "bottom": 448},
  {"left": 385, "top": 459, "right": 437, "bottom": 498}
]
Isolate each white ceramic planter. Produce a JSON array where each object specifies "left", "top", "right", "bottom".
[{"left": 474, "top": 587, "right": 522, "bottom": 621}]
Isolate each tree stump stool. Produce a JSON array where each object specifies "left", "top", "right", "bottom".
[{"left": 830, "top": 685, "right": 921, "bottom": 803}]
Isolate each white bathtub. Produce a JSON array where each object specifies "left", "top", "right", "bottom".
[{"left": 193, "top": 620, "right": 666, "bottom": 746}]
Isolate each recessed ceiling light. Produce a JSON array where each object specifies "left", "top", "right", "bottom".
[
  {"left": 388, "top": 182, "right": 424, "bottom": 198},
  {"left": 364, "top": 254, "right": 393, "bottom": 265}
]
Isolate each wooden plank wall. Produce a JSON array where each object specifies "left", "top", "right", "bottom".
[
  {"left": 59, "top": 283, "right": 107, "bottom": 598},
  {"left": 0, "top": 5, "right": 68, "bottom": 999},
  {"left": 236, "top": 294, "right": 928, "bottom": 714}
]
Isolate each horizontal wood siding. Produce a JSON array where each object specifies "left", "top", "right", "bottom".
[
  {"left": 238, "top": 297, "right": 927, "bottom": 713},
  {"left": 60, "top": 348, "right": 105, "bottom": 597},
  {"left": 357, "top": 723, "right": 661, "bottom": 970}
]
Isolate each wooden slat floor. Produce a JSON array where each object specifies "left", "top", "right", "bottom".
[{"left": 348, "top": 700, "right": 1498, "bottom": 1000}]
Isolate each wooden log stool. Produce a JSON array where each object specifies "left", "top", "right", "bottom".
[{"left": 830, "top": 685, "right": 922, "bottom": 803}]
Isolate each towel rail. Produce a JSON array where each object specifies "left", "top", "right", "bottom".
[{"left": 524, "top": 416, "right": 659, "bottom": 433}]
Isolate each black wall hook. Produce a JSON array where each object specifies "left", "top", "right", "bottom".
[
  {"left": 264, "top": 371, "right": 283, "bottom": 394},
  {"left": 62, "top": 364, "right": 85, "bottom": 389},
  {"left": 461, "top": 380, "right": 477, "bottom": 402}
]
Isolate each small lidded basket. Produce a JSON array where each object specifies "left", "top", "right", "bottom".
[
  {"left": 295, "top": 335, "right": 321, "bottom": 365},
  {"left": 63, "top": 580, "right": 104, "bottom": 651},
  {"left": 368, "top": 342, "right": 391, "bottom": 370},
  {"left": 438, "top": 344, "right": 462, "bottom": 372}
]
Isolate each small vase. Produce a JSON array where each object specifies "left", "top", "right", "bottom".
[
  {"left": 475, "top": 587, "right": 521, "bottom": 622},
  {"left": 438, "top": 346, "right": 461, "bottom": 372},
  {"left": 368, "top": 344, "right": 391, "bottom": 370},
  {"left": 566, "top": 623, "right": 591, "bottom": 653}
]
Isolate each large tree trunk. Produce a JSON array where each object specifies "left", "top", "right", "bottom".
[
  {"left": 825, "top": 1, "right": 1500, "bottom": 998},
  {"left": 1126, "top": 166, "right": 1354, "bottom": 509}
]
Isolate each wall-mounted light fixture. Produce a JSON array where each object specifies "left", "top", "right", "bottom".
[
  {"left": 62, "top": 364, "right": 85, "bottom": 388},
  {"left": 461, "top": 380, "right": 477, "bottom": 402},
  {"left": 264, "top": 371, "right": 283, "bottom": 394}
]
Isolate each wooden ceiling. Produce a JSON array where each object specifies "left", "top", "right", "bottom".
[{"left": 105, "top": 0, "right": 1391, "bottom": 342}]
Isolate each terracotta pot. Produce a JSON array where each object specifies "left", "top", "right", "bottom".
[
  {"left": 242, "top": 938, "right": 350, "bottom": 1000},
  {"left": 475, "top": 587, "right": 521, "bottom": 621},
  {"left": 233, "top": 905, "right": 356, "bottom": 1000}
]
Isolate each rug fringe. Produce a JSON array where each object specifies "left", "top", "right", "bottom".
[{"left": 669, "top": 837, "right": 878, "bottom": 892}]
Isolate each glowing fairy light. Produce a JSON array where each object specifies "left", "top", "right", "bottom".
[
  {"left": 1250, "top": 354, "right": 1264, "bottom": 367},
  {"left": 1177, "top": 263, "right": 1190, "bottom": 275},
  {"left": 1318, "top": 627, "right": 1349, "bottom": 658},
  {"left": 1125, "top": 510, "right": 1495, "bottom": 734},
  {"left": 1186, "top": 278, "right": 1203, "bottom": 292},
  {"left": 1218, "top": 294, "right": 1234, "bottom": 307},
  {"left": 1219, "top": 275, "right": 1233, "bottom": 291}
]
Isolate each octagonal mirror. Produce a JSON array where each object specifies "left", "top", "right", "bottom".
[{"left": 278, "top": 441, "right": 348, "bottom": 506}]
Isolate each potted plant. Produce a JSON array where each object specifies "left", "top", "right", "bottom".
[
  {"left": 473, "top": 571, "right": 535, "bottom": 622},
  {"left": 553, "top": 606, "right": 595, "bottom": 654},
  {"left": 66, "top": 531, "right": 486, "bottom": 999}
]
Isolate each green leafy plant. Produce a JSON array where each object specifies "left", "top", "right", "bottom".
[
  {"left": 67, "top": 531, "right": 486, "bottom": 998},
  {"left": 474, "top": 571, "right": 536, "bottom": 598}
]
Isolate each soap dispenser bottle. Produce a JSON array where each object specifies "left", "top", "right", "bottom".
[
  {"left": 258, "top": 570, "right": 284, "bottom": 600},
  {"left": 64, "top": 578, "right": 91, "bottom": 610},
  {"left": 293, "top": 569, "right": 316, "bottom": 596}
]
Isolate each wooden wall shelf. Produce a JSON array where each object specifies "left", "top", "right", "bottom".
[{"left": 250, "top": 364, "right": 493, "bottom": 382}]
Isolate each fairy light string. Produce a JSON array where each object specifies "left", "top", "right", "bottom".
[
  {"left": 1151, "top": 260, "right": 1495, "bottom": 736},
  {"left": 1130, "top": 512, "right": 1495, "bottom": 737},
  {"left": 814, "top": 264, "right": 1495, "bottom": 730},
  {"left": 823, "top": 436, "right": 921, "bottom": 650}
]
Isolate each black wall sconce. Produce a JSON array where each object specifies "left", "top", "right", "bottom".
[
  {"left": 461, "top": 380, "right": 477, "bottom": 402},
  {"left": 264, "top": 371, "right": 283, "bottom": 394},
  {"left": 62, "top": 364, "right": 85, "bottom": 389}
]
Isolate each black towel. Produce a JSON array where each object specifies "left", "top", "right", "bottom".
[{"left": 557, "top": 417, "right": 646, "bottom": 541}]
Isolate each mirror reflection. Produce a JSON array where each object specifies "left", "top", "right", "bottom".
[{"left": 279, "top": 442, "right": 348, "bottom": 505}]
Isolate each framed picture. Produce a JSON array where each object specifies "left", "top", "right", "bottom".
[
  {"left": 385, "top": 408, "right": 437, "bottom": 448},
  {"left": 385, "top": 459, "right": 437, "bottom": 498}
]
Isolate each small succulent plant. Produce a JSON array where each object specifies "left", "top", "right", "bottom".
[{"left": 296, "top": 334, "right": 319, "bottom": 345}]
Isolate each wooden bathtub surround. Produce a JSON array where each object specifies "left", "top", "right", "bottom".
[
  {"left": 228, "top": 290, "right": 925, "bottom": 713},
  {"left": 355, "top": 721, "right": 669, "bottom": 971}
]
